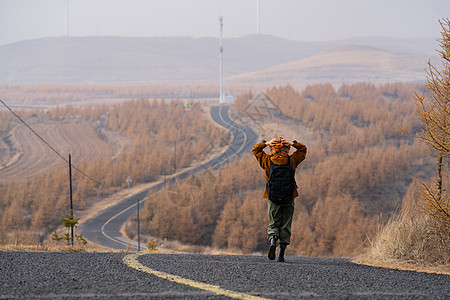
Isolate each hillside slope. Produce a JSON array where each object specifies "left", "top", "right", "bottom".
[{"left": 227, "top": 45, "right": 434, "bottom": 89}]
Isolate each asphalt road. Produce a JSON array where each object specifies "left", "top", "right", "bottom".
[
  {"left": 80, "top": 105, "right": 258, "bottom": 250},
  {"left": 1, "top": 252, "right": 449, "bottom": 299}
]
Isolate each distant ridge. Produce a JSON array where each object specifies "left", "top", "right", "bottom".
[
  {"left": 227, "top": 44, "right": 436, "bottom": 89},
  {"left": 0, "top": 35, "right": 438, "bottom": 86}
]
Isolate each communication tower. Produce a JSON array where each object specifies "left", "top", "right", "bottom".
[
  {"left": 218, "top": 16, "right": 234, "bottom": 104},
  {"left": 219, "top": 16, "right": 224, "bottom": 104}
]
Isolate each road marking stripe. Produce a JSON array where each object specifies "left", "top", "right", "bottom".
[
  {"left": 123, "top": 253, "right": 270, "bottom": 300},
  {"left": 213, "top": 105, "right": 248, "bottom": 167},
  {"left": 101, "top": 198, "right": 147, "bottom": 248}
]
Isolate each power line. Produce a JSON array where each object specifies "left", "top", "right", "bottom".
[{"left": 0, "top": 98, "right": 107, "bottom": 189}]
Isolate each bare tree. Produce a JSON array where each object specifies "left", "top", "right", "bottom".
[{"left": 412, "top": 18, "right": 450, "bottom": 226}]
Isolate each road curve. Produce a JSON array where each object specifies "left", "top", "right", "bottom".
[
  {"left": 1, "top": 252, "right": 449, "bottom": 299},
  {"left": 80, "top": 105, "right": 258, "bottom": 250}
]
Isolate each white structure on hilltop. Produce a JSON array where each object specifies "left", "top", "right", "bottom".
[
  {"left": 257, "top": 0, "right": 260, "bottom": 34},
  {"left": 65, "top": 0, "right": 69, "bottom": 36}
]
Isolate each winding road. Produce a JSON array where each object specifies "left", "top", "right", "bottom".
[{"left": 80, "top": 105, "right": 258, "bottom": 250}]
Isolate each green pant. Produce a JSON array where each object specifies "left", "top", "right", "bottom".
[{"left": 267, "top": 199, "right": 295, "bottom": 246}]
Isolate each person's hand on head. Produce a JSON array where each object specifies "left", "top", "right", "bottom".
[
  {"left": 279, "top": 138, "right": 291, "bottom": 146},
  {"left": 266, "top": 138, "right": 278, "bottom": 146}
]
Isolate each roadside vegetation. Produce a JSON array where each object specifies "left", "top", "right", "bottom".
[{"left": 358, "top": 19, "right": 450, "bottom": 273}]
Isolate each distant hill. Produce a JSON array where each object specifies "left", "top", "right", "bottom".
[
  {"left": 0, "top": 35, "right": 438, "bottom": 86},
  {"left": 226, "top": 45, "right": 436, "bottom": 89}
]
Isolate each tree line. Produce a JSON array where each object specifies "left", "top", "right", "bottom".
[{"left": 0, "top": 84, "right": 258, "bottom": 107}]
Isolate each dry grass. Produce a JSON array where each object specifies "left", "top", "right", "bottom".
[
  {"left": 0, "top": 244, "right": 125, "bottom": 253},
  {"left": 0, "top": 236, "right": 136, "bottom": 253},
  {"left": 120, "top": 226, "right": 251, "bottom": 256},
  {"left": 356, "top": 210, "right": 450, "bottom": 275},
  {"left": 160, "top": 239, "right": 250, "bottom": 256}
]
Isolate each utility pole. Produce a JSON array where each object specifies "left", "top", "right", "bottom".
[
  {"left": 137, "top": 198, "right": 140, "bottom": 252},
  {"left": 68, "top": 154, "right": 74, "bottom": 246}
]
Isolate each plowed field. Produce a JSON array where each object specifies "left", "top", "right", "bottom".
[{"left": 0, "top": 123, "right": 113, "bottom": 180}]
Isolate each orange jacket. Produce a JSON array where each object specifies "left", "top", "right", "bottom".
[{"left": 252, "top": 140, "right": 307, "bottom": 199}]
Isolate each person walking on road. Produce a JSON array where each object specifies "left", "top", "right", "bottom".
[{"left": 252, "top": 137, "right": 307, "bottom": 262}]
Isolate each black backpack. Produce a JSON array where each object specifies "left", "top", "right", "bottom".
[{"left": 267, "top": 156, "right": 297, "bottom": 204}]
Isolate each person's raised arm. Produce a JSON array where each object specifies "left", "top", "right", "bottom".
[
  {"left": 252, "top": 140, "right": 270, "bottom": 169},
  {"left": 290, "top": 140, "right": 307, "bottom": 166}
]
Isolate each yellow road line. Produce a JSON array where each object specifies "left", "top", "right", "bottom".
[
  {"left": 101, "top": 198, "right": 147, "bottom": 247},
  {"left": 123, "top": 253, "right": 271, "bottom": 300},
  {"left": 213, "top": 105, "right": 248, "bottom": 167}
]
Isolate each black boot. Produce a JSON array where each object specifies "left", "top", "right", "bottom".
[
  {"left": 268, "top": 236, "right": 277, "bottom": 260},
  {"left": 276, "top": 245, "right": 286, "bottom": 262}
]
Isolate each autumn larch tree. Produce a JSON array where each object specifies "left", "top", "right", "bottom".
[{"left": 412, "top": 18, "right": 450, "bottom": 228}]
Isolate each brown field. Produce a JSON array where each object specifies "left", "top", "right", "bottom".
[{"left": 0, "top": 123, "right": 114, "bottom": 180}]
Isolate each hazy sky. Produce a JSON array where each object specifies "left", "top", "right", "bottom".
[{"left": 0, "top": 0, "right": 448, "bottom": 46}]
